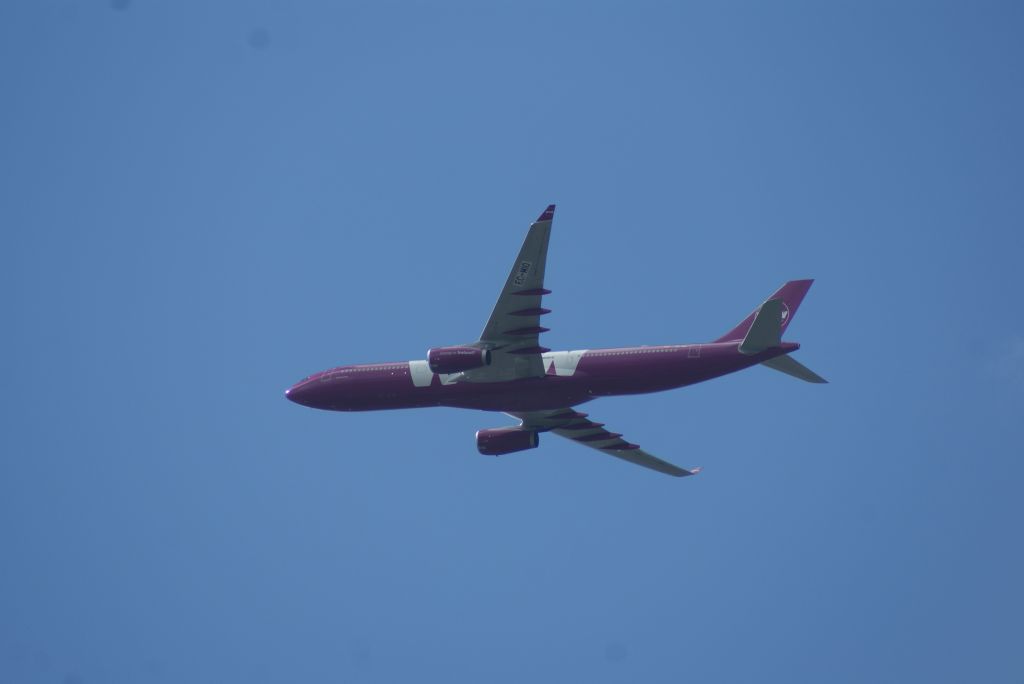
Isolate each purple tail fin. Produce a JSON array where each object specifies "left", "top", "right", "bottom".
[{"left": 715, "top": 279, "right": 814, "bottom": 343}]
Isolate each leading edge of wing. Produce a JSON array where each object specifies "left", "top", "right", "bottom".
[
  {"left": 601, "top": 446, "right": 701, "bottom": 478},
  {"left": 511, "top": 410, "right": 701, "bottom": 478}
]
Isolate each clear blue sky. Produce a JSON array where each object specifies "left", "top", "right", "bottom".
[{"left": 3, "top": 2, "right": 1022, "bottom": 682}]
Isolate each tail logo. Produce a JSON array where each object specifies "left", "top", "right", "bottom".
[
  {"left": 780, "top": 302, "right": 791, "bottom": 327},
  {"left": 513, "top": 261, "right": 533, "bottom": 286}
]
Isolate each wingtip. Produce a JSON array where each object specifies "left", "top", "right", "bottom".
[
  {"left": 668, "top": 465, "right": 702, "bottom": 478},
  {"left": 535, "top": 204, "right": 556, "bottom": 223}
]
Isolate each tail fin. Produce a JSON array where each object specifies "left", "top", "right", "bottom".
[
  {"left": 717, "top": 279, "right": 828, "bottom": 383},
  {"left": 715, "top": 279, "right": 814, "bottom": 343}
]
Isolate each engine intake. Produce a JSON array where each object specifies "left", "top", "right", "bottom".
[
  {"left": 476, "top": 427, "right": 540, "bottom": 456},
  {"left": 427, "top": 346, "right": 491, "bottom": 374}
]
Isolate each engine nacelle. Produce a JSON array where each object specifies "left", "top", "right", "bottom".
[
  {"left": 427, "top": 346, "right": 491, "bottom": 374},
  {"left": 476, "top": 428, "right": 540, "bottom": 456}
]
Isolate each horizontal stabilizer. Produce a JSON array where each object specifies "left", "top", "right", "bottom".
[
  {"left": 761, "top": 354, "right": 828, "bottom": 383},
  {"left": 738, "top": 299, "right": 783, "bottom": 354}
]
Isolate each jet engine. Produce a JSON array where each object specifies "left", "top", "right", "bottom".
[
  {"left": 476, "top": 427, "right": 540, "bottom": 456},
  {"left": 427, "top": 346, "right": 491, "bottom": 374}
]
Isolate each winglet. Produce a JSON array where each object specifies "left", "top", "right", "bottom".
[{"left": 535, "top": 204, "right": 556, "bottom": 223}]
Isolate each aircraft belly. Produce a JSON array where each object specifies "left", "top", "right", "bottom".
[
  {"left": 433, "top": 376, "right": 593, "bottom": 412},
  {"left": 576, "top": 344, "right": 769, "bottom": 397},
  {"left": 574, "top": 355, "right": 673, "bottom": 395},
  {"left": 575, "top": 350, "right": 726, "bottom": 396}
]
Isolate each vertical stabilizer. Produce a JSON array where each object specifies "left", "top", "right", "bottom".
[{"left": 716, "top": 279, "right": 814, "bottom": 343}]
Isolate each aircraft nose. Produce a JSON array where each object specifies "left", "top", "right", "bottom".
[
  {"left": 285, "top": 371, "right": 345, "bottom": 409},
  {"left": 285, "top": 381, "right": 313, "bottom": 407}
]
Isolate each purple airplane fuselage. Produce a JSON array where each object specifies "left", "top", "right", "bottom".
[{"left": 285, "top": 341, "right": 800, "bottom": 413}]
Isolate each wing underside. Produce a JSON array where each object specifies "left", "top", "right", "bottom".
[
  {"left": 465, "top": 205, "right": 555, "bottom": 382},
  {"left": 510, "top": 408, "right": 701, "bottom": 478}
]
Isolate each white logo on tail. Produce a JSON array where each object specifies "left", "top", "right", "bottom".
[{"left": 780, "top": 303, "right": 791, "bottom": 326}]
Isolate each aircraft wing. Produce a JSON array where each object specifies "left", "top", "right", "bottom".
[
  {"left": 467, "top": 205, "right": 555, "bottom": 381},
  {"left": 510, "top": 408, "right": 701, "bottom": 478}
]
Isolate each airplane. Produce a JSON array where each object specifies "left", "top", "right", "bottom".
[{"left": 285, "top": 205, "right": 826, "bottom": 477}]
